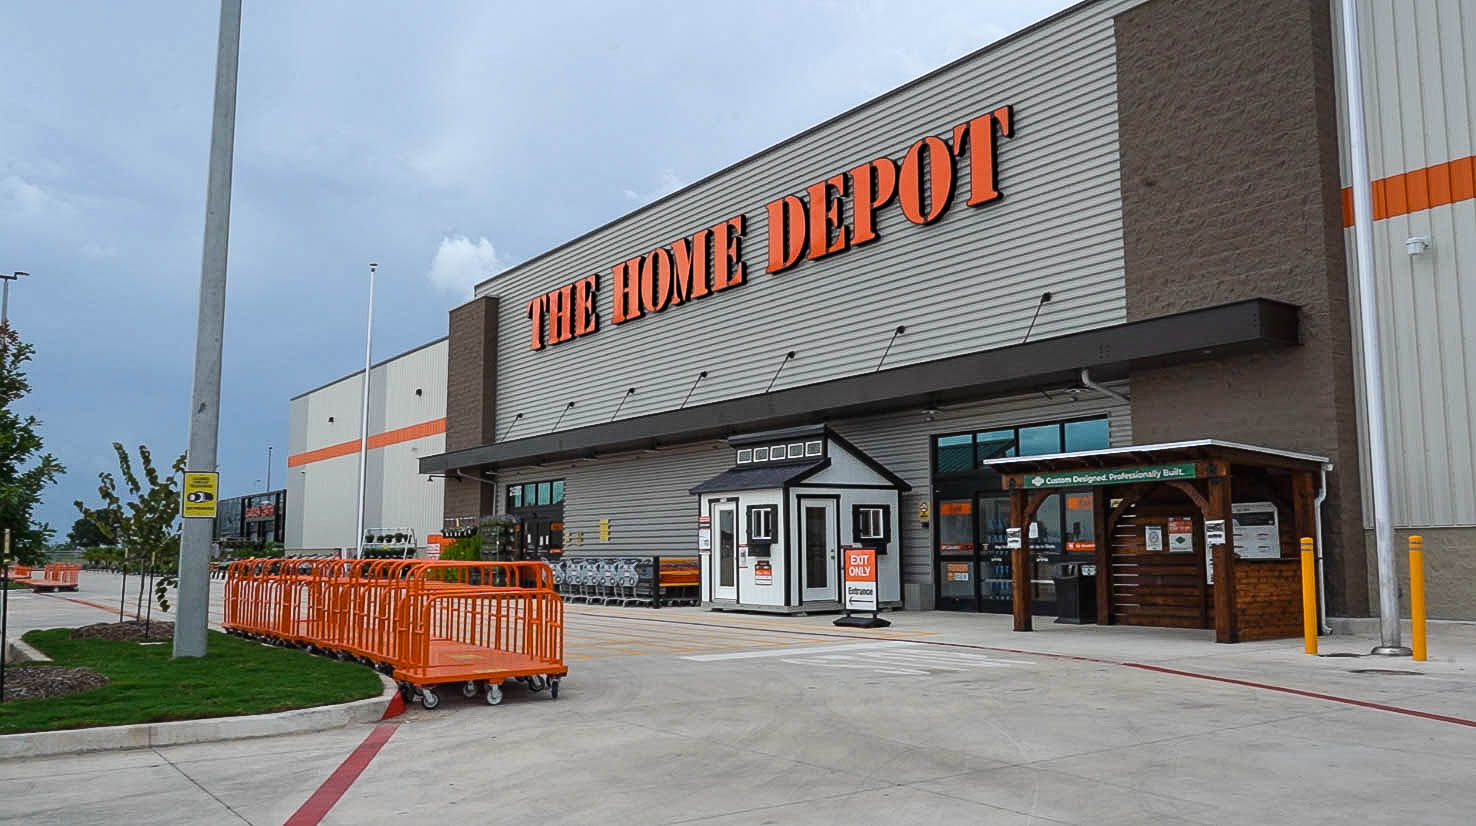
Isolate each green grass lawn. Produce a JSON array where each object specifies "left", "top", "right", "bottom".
[{"left": 0, "top": 629, "right": 384, "bottom": 734}]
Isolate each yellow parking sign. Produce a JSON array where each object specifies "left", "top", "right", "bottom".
[{"left": 182, "top": 472, "right": 219, "bottom": 518}]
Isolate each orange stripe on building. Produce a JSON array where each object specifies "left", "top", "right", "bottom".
[
  {"left": 1342, "top": 154, "right": 1476, "bottom": 227},
  {"left": 288, "top": 418, "right": 447, "bottom": 467}
]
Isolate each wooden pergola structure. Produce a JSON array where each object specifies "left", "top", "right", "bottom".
[{"left": 984, "top": 440, "right": 1329, "bottom": 643}]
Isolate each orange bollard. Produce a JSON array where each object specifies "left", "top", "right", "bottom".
[
  {"left": 1409, "top": 535, "right": 1426, "bottom": 662},
  {"left": 1300, "top": 537, "right": 1318, "bottom": 655}
]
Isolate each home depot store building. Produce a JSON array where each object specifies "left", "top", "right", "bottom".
[{"left": 294, "top": 0, "right": 1476, "bottom": 623}]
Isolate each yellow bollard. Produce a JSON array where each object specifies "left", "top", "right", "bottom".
[
  {"left": 1410, "top": 535, "right": 1426, "bottom": 662},
  {"left": 1300, "top": 537, "right": 1317, "bottom": 655}
]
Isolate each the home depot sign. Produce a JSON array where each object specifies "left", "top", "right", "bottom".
[{"left": 526, "top": 106, "right": 1014, "bottom": 350}]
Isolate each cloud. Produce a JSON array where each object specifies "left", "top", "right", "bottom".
[
  {"left": 623, "top": 171, "right": 684, "bottom": 204},
  {"left": 426, "top": 235, "right": 503, "bottom": 296},
  {"left": 1, "top": 175, "right": 58, "bottom": 216},
  {"left": 80, "top": 242, "right": 118, "bottom": 259}
]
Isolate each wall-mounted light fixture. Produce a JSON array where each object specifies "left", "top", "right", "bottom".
[{"left": 1405, "top": 236, "right": 1430, "bottom": 256}]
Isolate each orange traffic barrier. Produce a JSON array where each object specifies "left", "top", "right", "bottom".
[
  {"left": 27, "top": 563, "right": 81, "bottom": 592},
  {"left": 224, "top": 558, "right": 566, "bottom": 708},
  {"left": 7, "top": 565, "right": 33, "bottom": 582}
]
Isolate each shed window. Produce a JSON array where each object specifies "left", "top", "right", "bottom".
[
  {"left": 787, "top": 443, "right": 804, "bottom": 459},
  {"left": 753, "top": 447, "right": 769, "bottom": 462},
  {"left": 748, "top": 506, "right": 776, "bottom": 541},
  {"left": 737, "top": 448, "right": 753, "bottom": 464},
  {"left": 804, "top": 440, "right": 822, "bottom": 457},
  {"left": 852, "top": 504, "right": 891, "bottom": 551}
]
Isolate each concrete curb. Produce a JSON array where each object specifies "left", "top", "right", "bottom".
[
  {"left": 5, "top": 638, "right": 53, "bottom": 664},
  {"left": 0, "top": 673, "right": 397, "bottom": 760}
]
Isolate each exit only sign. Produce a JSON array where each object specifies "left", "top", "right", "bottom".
[{"left": 844, "top": 547, "right": 877, "bottom": 611}]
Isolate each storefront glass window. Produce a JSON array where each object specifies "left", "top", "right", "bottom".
[
  {"left": 975, "top": 429, "right": 1015, "bottom": 465},
  {"left": 936, "top": 435, "right": 973, "bottom": 473},
  {"left": 552, "top": 480, "right": 565, "bottom": 504},
  {"left": 937, "top": 499, "right": 974, "bottom": 553},
  {"left": 1030, "top": 494, "right": 1063, "bottom": 553},
  {"left": 1065, "top": 418, "right": 1110, "bottom": 452},
  {"left": 1018, "top": 425, "right": 1061, "bottom": 457},
  {"left": 536, "top": 482, "right": 552, "bottom": 505},
  {"left": 523, "top": 483, "right": 536, "bottom": 506},
  {"left": 507, "top": 485, "right": 522, "bottom": 510},
  {"left": 1064, "top": 491, "right": 1095, "bottom": 553}
]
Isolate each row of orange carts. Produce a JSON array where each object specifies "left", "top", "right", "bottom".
[
  {"left": 222, "top": 558, "right": 567, "bottom": 709},
  {"left": 10, "top": 563, "right": 81, "bottom": 592}
]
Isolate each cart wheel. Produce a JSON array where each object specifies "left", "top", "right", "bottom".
[
  {"left": 399, "top": 682, "right": 415, "bottom": 703},
  {"left": 486, "top": 684, "right": 503, "bottom": 705},
  {"left": 420, "top": 689, "right": 440, "bottom": 710},
  {"left": 461, "top": 681, "right": 478, "bottom": 699},
  {"left": 527, "top": 675, "right": 548, "bottom": 693},
  {"left": 550, "top": 679, "right": 560, "bottom": 700}
]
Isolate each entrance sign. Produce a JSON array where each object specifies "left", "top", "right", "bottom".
[
  {"left": 182, "top": 472, "right": 219, "bottom": 518},
  {"left": 1022, "top": 463, "right": 1197, "bottom": 489},
  {"left": 843, "top": 546, "right": 878, "bottom": 611}
]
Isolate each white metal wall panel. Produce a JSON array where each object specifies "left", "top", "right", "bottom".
[
  {"left": 288, "top": 341, "right": 449, "bottom": 549},
  {"left": 1335, "top": 0, "right": 1476, "bottom": 527},
  {"left": 480, "top": 1, "right": 1145, "bottom": 439}
]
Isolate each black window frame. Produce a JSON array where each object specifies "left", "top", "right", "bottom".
[
  {"left": 746, "top": 504, "right": 778, "bottom": 557},
  {"left": 506, "top": 477, "right": 565, "bottom": 513},
  {"left": 852, "top": 503, "right": 891, "bottom": 552}
]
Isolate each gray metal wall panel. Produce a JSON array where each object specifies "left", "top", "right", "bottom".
[
  {"left": 499, "top": 383, "right": 1129, "bottom": 579},
  {"left": 480, "top": 1, "right": 1144, "bottom": 439},
  {"left": 1335, "top": 0, "right": 1476, "bottom": 527},
  {"left": 498, "top": 441, "right": 732, "bottom": 558}
]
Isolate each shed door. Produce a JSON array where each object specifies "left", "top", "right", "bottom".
[
  {"left": 712, "top": 501, "right": 738, "bottom": 601},
  {"left": 800, "top": 498, "right": 838, "bottom": 603}
]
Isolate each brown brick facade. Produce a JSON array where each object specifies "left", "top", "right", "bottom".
[
  {"left": 443, "top": 296, "right": 499, "bottom": 525},
  {"left": 1234, "top": 559, "right": 1304, "bottom": 641},
  {"left": 1114, "top": 0, "right": 1369, "bottom": 615}
]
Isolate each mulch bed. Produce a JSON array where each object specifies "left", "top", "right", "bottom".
[
  {"left": 70, "top": 621, "right": 175, "bottom": 642},
  {"left": 2, "top": 667, "right": 110, "bottom": 702}
]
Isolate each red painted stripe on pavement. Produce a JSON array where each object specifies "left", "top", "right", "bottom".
[
  {"left": 1123, "top": 662, "right": 1476, "bottom": 728},
  {"left": 284, "top": 721, "right": 400, "bottom": 826},
  {"left": 56, "top": 595, "right": 142, "bottom": 620}
]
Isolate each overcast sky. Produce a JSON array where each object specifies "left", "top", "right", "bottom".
[{"left": 1, "top": 0, "right": 1074, "bottom": 538}]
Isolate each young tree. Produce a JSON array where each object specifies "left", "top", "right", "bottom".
[
  {"left": 75, "top": 443, "right": 185, "bottom": 619},
  {"left": 0, "top": 325, "right": 65, "bottom": 566}
]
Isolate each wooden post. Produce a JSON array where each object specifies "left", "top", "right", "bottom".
[
  {"left": 1010, "top": 489, "right": 1031, "bottom": 632},
  {"left": 1292, "top": 472, "right": 1317, "bottom": 561},
  {"left": 1206, "top": 461, "right": 1238, "bottom": 643},
  {"left": 1094, "top": 487, "right": 1112, "bottom": 625}
]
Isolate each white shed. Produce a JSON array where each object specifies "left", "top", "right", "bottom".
[{"left": 691, "top": 425, "right": 907, "bottom": 614}]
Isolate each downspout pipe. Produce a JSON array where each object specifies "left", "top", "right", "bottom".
[
  {"left": 1315, "top": 463, "right": 1332, "bottom": 634},
  {"left": 1079, "top": 368, "right": 1129, "bottom": 404}
]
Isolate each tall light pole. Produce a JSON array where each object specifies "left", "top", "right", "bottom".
[
  {"left": 354, "top": 263, "right": 376, "bottom": 559},
  {"left": 176, "top": 0, "right": 242, "bottom": 659},
  {"left": 0, "top": 271, "right": 29, "bottom": 327},
  {"left": 1340, "top": 0, "right": 1407, "bottom": 656},
  {"left": 265, "top": 444, "right": 273, "bottom": 490}
]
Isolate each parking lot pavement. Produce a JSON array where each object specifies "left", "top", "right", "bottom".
[{"left": 3, "top": 575, "right": 1474, "bottom": 825}]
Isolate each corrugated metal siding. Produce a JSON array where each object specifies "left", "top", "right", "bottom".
[
  {"left": 1335, "top": 0, "right": 1476, "bottom": 527},
  {"left": 481, "top": 0, "right": 1143, "bottom": 437},
  {"left": 289, "top": 341, "right": 449, "bottom": 549},
  {"left": 832, "top": 381, "right": 1131, "bottom": 584},
  {"left": 500, "top": 383, "right": 1130, "bottom": 580},
  {"left": 498, "top": 441, "right": 733, "bottom": 558}
]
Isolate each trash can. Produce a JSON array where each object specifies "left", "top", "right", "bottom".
[{"left": 1053, "top": 563, "right": 1097, "bottom": 624}]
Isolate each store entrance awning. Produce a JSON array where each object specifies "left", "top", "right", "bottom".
[{"left": 419, "top": 298, "right": 1299, "bottom": 474}]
